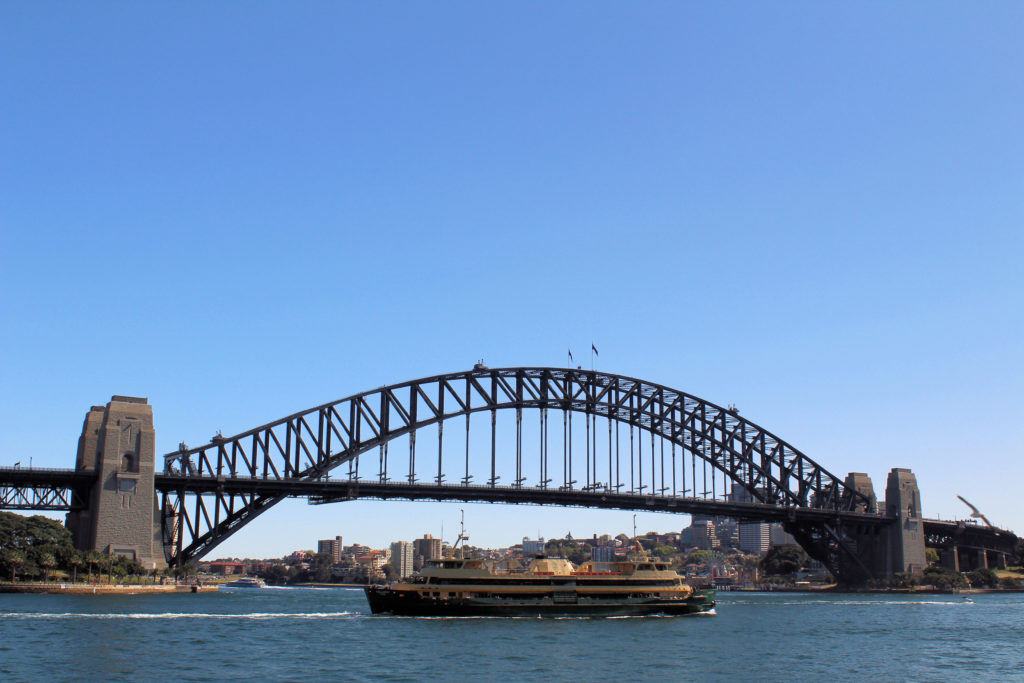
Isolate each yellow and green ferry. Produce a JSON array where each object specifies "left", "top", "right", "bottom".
[{"left": 364, "top": 555, "right": 716, "bottom": 617}]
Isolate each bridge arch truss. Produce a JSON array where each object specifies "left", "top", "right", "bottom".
[{"left": 160, "top": 367, "right": 870, "bottom": 566}]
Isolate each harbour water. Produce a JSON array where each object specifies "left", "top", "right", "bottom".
[{"left": 2, "top": 588, "right": 1021, "bottom": 681}]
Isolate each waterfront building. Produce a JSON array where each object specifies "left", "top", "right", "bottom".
[
  {"left": 390, "top": 541, "right": 415, "bottom": 579},
  {"left": 208, "top": 560, "right": 245, "bottom": 575},
  {"left": 591, "top": 544, "right": 614, "bottom": 562},
  {"left": 318, "top": 535, "right": 344, "bottom": 563}
]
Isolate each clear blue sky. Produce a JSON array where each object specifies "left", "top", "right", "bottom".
[{"left": 2, "top": 3, "right": 1021, "bottom": 558}]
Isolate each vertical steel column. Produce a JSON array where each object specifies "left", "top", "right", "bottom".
[
  {"left": 585, "top": 409, "right": 590, "bottom": 489},
  {"left": 408, "top": 388, "right": 417, "bottom": 484},
  {"left": 629, "top": 420, "right": 635, "bottom": 493},
  {"left": 540, "top": 407, "right": 549, "bottom": 488},
  {"left": 650, "top": 428, "right": 655, "bottom": 495},
  {"left": 562, "top": 408, "right": 568, "bottom": 488},
  {"left": 515, "top": 406, "right": 523, "bottom": 487},
  {"left": 568, "top": 409, "right": 573, "bottom": 487},
  {"left": 463, "top": 411, "right": 471, "bottom": 486},
  {"left": 436, "top": 388, "right": 445, "bottom": 485},
  {"left": 607, "top": 414, "right": 612, "bottom": 492},
  {"left": 463, "top": 379, "right": 471, "bottom": 486},
  {"left": 489, "top": 408, "right": 497, "bottom": 487}
]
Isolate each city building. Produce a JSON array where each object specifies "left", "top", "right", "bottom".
[
  {"left": 521, "top": 536, "right": 545, "bottom": 556},
  {"left": 738, "top": 522, "right": 771, "bottom": 555},
  {"left": 414, "top": 534, "right": 443, "bottom": 562},
  {"left": 689, "top": 519, "right": 720, "bottom": 550},
  {"left": 318, "top": 535, "right": 343, "bottom": 563},
  {"left": 770, "top": 523, "right": 796, "bottom": 548},
  {"left": 390, "top": 541, "right": 415, "bottom": 579}
]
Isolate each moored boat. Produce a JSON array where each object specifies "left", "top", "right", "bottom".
[
  {"left": 221, "top": 577, "right": 267, "bottom": 588},
  {"left": 364, "top": 555, "right": 715, "bottom": 617}
]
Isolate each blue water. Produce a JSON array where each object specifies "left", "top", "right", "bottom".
[{"left": 2, "top": 588, "right": 1022, "bottom": 681}]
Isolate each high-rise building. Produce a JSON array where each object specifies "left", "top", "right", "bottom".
[
  {"left": 318, "top": 535, "right": 343, "bottom": 563},
  {"left": 769, "top": 523, "right": 796, "bottom": 548},
  {"left": 690, "top": 520, "right": 719, "bottom": 550},
  {"left": 390, "top": 541, "right": 415, "bottom": 578},
  {"left": 738, "top": 523, "right": 770, "bottom": 555},
  {"left": 414, "top": 534, "right": 443, "bottom": 562}
]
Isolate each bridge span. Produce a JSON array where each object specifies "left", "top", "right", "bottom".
[{"left": 1, "top": 366, "right": 1017, "bottom": 582}]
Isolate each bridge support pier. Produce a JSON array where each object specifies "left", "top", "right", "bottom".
[
  {"left": 66, "top": 396, "right": 166, "bottom": 570},
  {"left": 828, "top": 469, "right": 926, "bottom": 582},
  {"left": 939, "top": 548, "right": 960, "bottom": 572},
  {"left": 882, "top": 468, "right": 926, "bottom": 576}
]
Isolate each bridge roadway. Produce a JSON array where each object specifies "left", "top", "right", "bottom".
[{"left": 4, "top": 465, "right": 1016, "bottom": 556}]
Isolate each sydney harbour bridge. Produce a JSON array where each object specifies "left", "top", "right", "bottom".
[{"left": 1, "top": 366, "right": 1017, "bottom": 583}]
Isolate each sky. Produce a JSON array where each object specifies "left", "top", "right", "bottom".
[{"left": 1, "top": 3, "right": 1021, "bottom": 559}]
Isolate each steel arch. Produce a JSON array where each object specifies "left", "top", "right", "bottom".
[{"left": 160, "top": 366, "right": 870, "bottom": 565}]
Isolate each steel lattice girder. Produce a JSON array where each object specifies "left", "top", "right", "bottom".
[
  {"left": 159, "top": 367, "right": 874, "bottom": 566},
  {"left": 0, "top": 467, "right": 91, "bottom": 511},
  {"left": 0, "top": 484, "right": 81, "bottom": 510}
]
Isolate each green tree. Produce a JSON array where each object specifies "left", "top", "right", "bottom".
[
  {"left": 1, "top": 548, "right": 25, "bottom": 581},
  {"left": 922, "top": 566, "right": 967, "bottom": 591},
  {"left": 760, "top": 545, "right": 808, "bottom": 577},
  {"left": 38, "top": 552, "right": 56, "bottom": 582},
  {"left": 686, "top": 550, "right": 712, "bottom": 565},
  {"left": 67, "top": 551, "right": 84, "bottom": 583},
  {"left": 966, "top": 568, "right": 999, "bottom": 588},
  {"left": 925, "top": 548, "right": 940, "bottom": 566},
  {"left": 85, "top": 551, "right": 104, "bottom": 582}
]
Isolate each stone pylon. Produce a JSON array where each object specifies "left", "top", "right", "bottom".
[
  {"left": 66, "top": 396, "right": 166, "bottom": 570},
  {"left": 883, "top": 468, "right": 926, "bottom": 576}
]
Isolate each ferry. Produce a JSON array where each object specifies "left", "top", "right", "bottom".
[
  {"left": 221, "top": 577, "right": 267, "bottom": 589},
  {"left": 364, "top": 555, "right": 716, "bottom": 617}
]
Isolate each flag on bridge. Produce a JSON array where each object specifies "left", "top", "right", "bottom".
[
  {"left": 591, "top": 344, "right": 598, "bottom": 356},
  {"left": 568, "top": 348, "right": 573, "bottom": 361}
]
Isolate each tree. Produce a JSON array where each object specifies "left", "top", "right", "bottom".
[
  {"left": 760, "top": 546, "right": 808, "bottom": 577},
  {"left": 38, "top": 552, "right": 56, "bottom": 582},
  {"left": 922, "top": 566, "right": 967, "bottom": 591},
  {"left": 966, "top": 568, "right": 999, "bottom": 589},
  {"left": 67, "top": 551, "right": 84, "bottom": 583},
  {"left": 652, "top": 545, "right": 676, "bottom": 559},
  {"left": 925, "top": 548, "right": 940, "bottom": 567},
  {"left": 86, "top": 551, "right": 104, "bottom": 582},
  {"left": 0, "top": 512, "right": 80, "bottom": 582},
  {"left": 686, "top": 550, "right": 712, "bottom": 566},
  {"left": 1013, "top": 540, "right": 1024, "bottom": 569},
  {"left": 1, "top": 548, "right": 25, "bottom": 582}
]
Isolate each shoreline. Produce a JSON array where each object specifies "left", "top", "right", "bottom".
[{"left": 0, "top": 582, "right": 218, "bottom": 595}]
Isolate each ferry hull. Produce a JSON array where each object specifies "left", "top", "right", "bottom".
[{"left": 364, "top": 586, "right": 716, "bottom": 617}]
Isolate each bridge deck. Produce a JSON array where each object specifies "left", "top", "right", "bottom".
[{"left": 153, "top": 474, "right": 892, "bottom": 525}]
